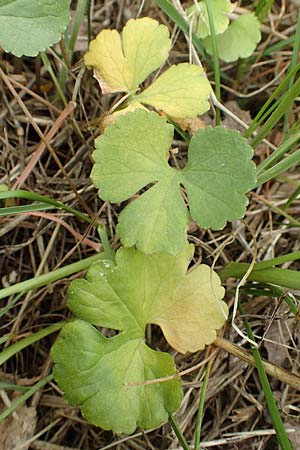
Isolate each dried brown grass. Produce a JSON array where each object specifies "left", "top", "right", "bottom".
[{"left": 1, "top": 1, "right": 300, "bottom": 449}]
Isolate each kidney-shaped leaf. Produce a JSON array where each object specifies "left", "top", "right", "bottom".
[
  {"left": 51, "top": 245, "right": 227, "bottom": 432},
  {"left": 0, "top": 0, "right": 71, "bottom": 57},
  {"left": 91, "top": 110, "right": 256, "bottom": 254},
  {"left": 84, "top": 17, "right": 171, "bottom": 93},
  {"left": 203, "top": 13, "right": 261, "bottom": 62}
]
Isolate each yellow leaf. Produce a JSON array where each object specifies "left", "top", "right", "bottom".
[
  {"left": 133, "top": 63, "right": 211, "bottom": 118},
  {"left": 150, "top": 263, "right": 227, "bottom": 353},
  {"left": 84, "top": 18, "right": 171, "bottom": 94}
]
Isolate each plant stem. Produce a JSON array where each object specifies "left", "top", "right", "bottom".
[
  {"left": 244, "top": 63, "right": 300, "bottom": 139},
  {"left": 238, "top": 304, "right": 292, "bottom": 450},
  {"left": 283, "top": 8, "right": 300, "bottom": 132},
  {"left": 67, "top": 0, "right": 87, "bottom": 57},
  {"left": 98, "top": 225, "right": 115, "bottom": 260},
  {"left": 0, "top": 189, "right": 93, "bottom": 224},
  {"left": 256, "top": 149, "right": 300, "bottom": 187},
  {"left": 255, "top": 0, "right": 275, "bottom": 22},
  {"left": 251, "top": 75, "right": 300, "bottom": 148},
  {"left": 214, "top": 337, "right": 300, "bottom": 390},
  {"left": 204, "top": 0, "right": 221, "bottom": 125},
  {"left": 155, "top": 0, "right": 205, "bottom": 58},
  {"left": 0, "top": 254, "right": 105, "bottom": 300},
  {"left": 168, "top": 414, "right": 191, "bottom": 450},
  {"left": 0, "top": 324, "right": 65, "bottom": 366},
  {"left": 194, "top": 361, "right": 211, "bottom": 450},
  {"left": 256, "top": 129, "right": 300, "bottom": 176},
  {"left": 218, "top": 265, "right": 300, "bottom": 290},
  {"left": 0, "top": 375, "right": 53, "bottom": 422},
  {"left": 40, "top": 51, "right": 67, "bottom": 106}
]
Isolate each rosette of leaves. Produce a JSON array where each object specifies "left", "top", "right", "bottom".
[
  {"left": 91, "top": 110, "right": 256, "bottom": 255},
  {"left": 84, "top": 17, "right": 211, "bottom": 119},
  {"left": 0, "top": 0, "right": 71, "bottom": 57},
  {"left": 188, "top": 0, "right": 261, "bottom": 62},
  {"left": 51, "top": 244, "right": 228, "bottom": 434}
]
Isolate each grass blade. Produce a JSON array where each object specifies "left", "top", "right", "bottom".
[
  {"left": 256, "top": 149, "right": 300, "bottom": 186},
  {"left": 251, "top": 75, "right": 300, "bottom": 148},
  {"left": 244, "top": 64, "right": 300, "bottom": 139},
  {"left": 204, "top": 0, "right": 221, "bottom": 125},
  {"left": 155, "top": 0, "right": 205, "bottom": 58},
  {"left": 256, "top": 0, "right": 275, "bottom": 22},
  {"left": 238, "top": 304, "right": 292, "bottom": 450},
  {"left": 194, "top": 361, "right": 211, "bottom": 450},
  {"left": 283, "top": 8, "right": 300, "bottom": 132},
  {"left": 0, "top": 324, "right": 64, "bottom": 366},
  {"left": 0, "top": 189, "right": 92, "bottom": 224},
  {"left": 0, "top": 203, "right": 53, "bottom": 216},
  {"left": 168, "top": 414, "right": 191, "bottom": 450},
  {"left": 256, "top": 129, "right": 300, "bottom": 175},
  {"left": 0, "top": 375, "right": 53, "bottom": 423},
  {"left": 0, "top": 254, "right": 105, "bottom": 300}
]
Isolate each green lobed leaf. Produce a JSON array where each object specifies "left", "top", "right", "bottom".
[
  {"left": 180, "top": 126, "right": 256, "bottom": 229},
  {"left": 51, "top": 245, "right": 227, "bottom": 433},
  {"left": 91, "top": 110, "right": 256, "bottom": 254},
  {"left": 52, "top": 320, "right": 180, "bottom": 434},
  {"left": 187, "top": 0, "right": 234, "bottom": 39},
  {"left": 117, "top": 175, "right": 189, "bottom": 255},
  {"left": 0, "top": 0, "right": 71, "bottom": 57},
  {"left": 203, "top": 13, "right": 261, "bottom": 62}
]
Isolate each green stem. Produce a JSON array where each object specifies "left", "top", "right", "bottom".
[
  {"left": 97, "top": 225, "right": 115, "bottom": 260},
  {"left": 256, "top": 130, "right": 300, "bottom": 176},
  {"left": 204, "top": 0, "right": 220, "bottom": 125},
  {"left": 239, "top": 304, "right": 292, "bottom": 450},
  {"left": 0, "top": 203, "right": 53, "bottom": 216},
  {"left": 194, "top": 361, "right": 211, "bottom": 450},
  {"left": 283, "top": 8, "right": 300, "bottom": 132},
  {"left": 155, "top": 0, "right": 205, "bottom": 58},
  {"left": 219, "top": 265, "right": 300, "bottom": 290},
  {"left": 251, "top": 75, "right": 300, "bottom": 148},
  {"left": 283, "top": 185, "right": 300, "bottom": 209},
  {"left": 168, "top": 414, "right": 191, "bottom": 450},
  {"left": 0, "top": 375, "right": 53, "bottom": 423},
  {"left": 0, "top": 324, "right": 65, "bottom": 366},
  {"left": 67, "top": 0, "right": 87, "bottom": 57},
  {"left": 40, "top": 52, "right": 67, "bottom": 106},
  {"left": 0, "top": 254, "right": 105, "bottom": 300},
  {"left": 283, "top": 293, "right": 299, "bottom": 316},
  {"left": 0, "top": 189, "right": 93, "bottom": 224},
  {"left": 244, "top": 63, "right": 300, "bottom": 139},
  {"left": 256, "top": 149, "right": 300, "bottom": 187},
  {"left": 262, "top": 35, "right": 295, "bottom": 57},
  {"left": 255, "top": 0, "right": 275, "bottom": 22},
  {"left": 0, "top": 382, "right": 30, "bottom": 392}
]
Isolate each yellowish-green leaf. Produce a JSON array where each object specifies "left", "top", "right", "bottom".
[
  {"left": 188, "top": 0, "right": 235, "bottom": 39},
  {"left": 51, "top": 245, "right": 227, "bottom": 433},
  {"left": 149, "top": 259, "right": 227, "bottom": 353},
  {"left": 84, "top": 17, "right": 171, "bottom": 93},
  {"left": 133, "top": 63, "right": 211, "bottom": 118}
]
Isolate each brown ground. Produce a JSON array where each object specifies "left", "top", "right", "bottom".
[{"left": 1, "top": 1, "right": 300, "bottom": 449}]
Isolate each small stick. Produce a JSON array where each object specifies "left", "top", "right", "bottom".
[{"left": 214, "top": 336, "right": 300, "bottom": 390}]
